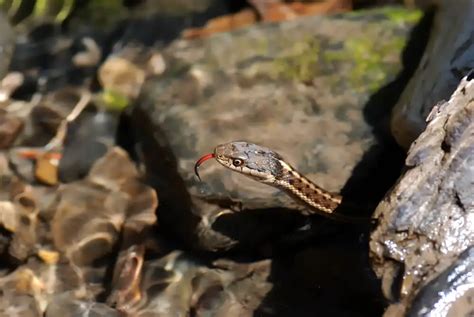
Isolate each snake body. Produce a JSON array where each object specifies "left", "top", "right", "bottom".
[{"left": 195, "top": 141, "right": 371, "bottom": 223}]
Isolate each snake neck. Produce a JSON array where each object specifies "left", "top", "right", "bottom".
[
  {"left": 274, "top": 160, "right": 342, "bottom": 214},
  {"left": 273, "top": 160, "right": 371, "bottom": 224}
]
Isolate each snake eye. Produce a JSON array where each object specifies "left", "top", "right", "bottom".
[{"left": 232, "top": 159, "right": 244, "bottom": 167}]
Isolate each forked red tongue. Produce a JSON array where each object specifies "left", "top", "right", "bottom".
[{"left": 194, "top": 153, "right": 215, "bottom": 181}]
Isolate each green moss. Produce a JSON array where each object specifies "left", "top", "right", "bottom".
[
  {"left": 327, "top": 7, "right": 422, "bottom": 92},
  {"left": 98, "top": 89, "right": 129, "bottom": 112},
  {"left": 380, "top": 6, "right": 423, "bottom": 24},
  {"left": 345, "top": 6, "right": 422, "bottom": 25},
  {"left": 323, "top": 34, "right": 406, "bottom": 92},
  {"left": 265, "top": 7, "right": 421, "bottom": 85},
  {"left": 271, "top": 38, "right": 321, "bottom": 82}
]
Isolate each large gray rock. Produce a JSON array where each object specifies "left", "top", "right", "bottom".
[
  {"left": 391, "top": 0, "right": 474, "bottom": 148},
  {"left": 407, "top": 246, "right": 474, "bottom": 317},
  {"left": 132, "top": 7, "right": 423, "bottom": 250},
  {"left": 370, "top": 75, "right": 474, "bottom": 316}
]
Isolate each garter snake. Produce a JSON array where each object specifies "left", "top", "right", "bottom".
[{"left": 195, "top": 141, "right": 376, "bottom": 224}]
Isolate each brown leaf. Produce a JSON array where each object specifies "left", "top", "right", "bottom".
[
  {"left": 182, "top": 9, "right": 257, "bottom": 39},
  {"left": 251, "top": 0, "right": 352, "bottom": 22}
]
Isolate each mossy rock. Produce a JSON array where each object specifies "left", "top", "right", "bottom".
[{"left": 132, "top": 6, "right": 423, "bottom": 251}]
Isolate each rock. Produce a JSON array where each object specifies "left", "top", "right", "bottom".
[
  {"left": 107, "top": 245, "right": 145, "bottom": 311},
  {"left": 131, "top": 7, "right": 423, "bottom": 250},
  {"left": 370, "top": 75, "right": 474, "bottom": 314},
  {"left": 0, "top": 147, "right": 157, "bottom": 315},
  {"left": 0, "top": 182, "right": 43, "bottom": 261},
  {"left": 0, "top": 12, "right": 14, "bottom": 81},
  {"left": 45, "top": 293, "right": 122, "bottom": 317},
  {"left": 391, "top": 0, "right": 474, "bottom": 148},
  {"left": 72, "top": 37, "right": 102, "bottom": 68},
  {"left": 0, "top": 71, "right": 24, "bottom": 102},
  {"left": 5, "top": 185, "right": 57, "bottom": 263},
  {"left": 0, "top": 110, "right": 24, "bottom": 149},
  {"left": 107, "top": 249, "right": 272, "bottom": 316},
  {"left": 58, "top": 110, "right": 120, "bottom": 183},
  {"left": 406, "top": 246, "right": 474, "bottom": 317},
  {"left": 98, "top": 56, "right": 146, "bottom": 100},
  {"left": 0, "top": 294, "right": 41, "bottom": 317},
  {"left": 0, "top": 260, "right": 84, "bottom": 316},
  {"left": 52, "top": 147, "right": 157, "bottom": 266},
  {"left": 8, "top": 148, "right": 41, "bottom": 184},
  {"left": 18, "top": 87, "right": 86, "bottom": 147}
]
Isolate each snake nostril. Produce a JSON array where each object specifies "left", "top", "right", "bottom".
[{"left": 214, "top": 144, "right": 227, "bottom": 156}]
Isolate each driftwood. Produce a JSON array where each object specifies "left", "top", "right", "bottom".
[
  {"left": 391, "top": 0, "right": 474, "bottom": 149},
  {"left": 370, "top": 74, "right": 474, "bottom": 316}
]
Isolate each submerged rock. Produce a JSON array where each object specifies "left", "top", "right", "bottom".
[
  {"left": 0, "top": 110, "right": 23, "bottom": 149},
  {"left": 107, "top": 245, "right": 146, "bottom": 311},
  {"left": 52, "top": 147, "right": 158, "bottom": 266},
  {"left": 58, "top": 110, "right": 121, "bottom": 183},
  {"left": 0, "top": 259, "right": 83, "bottom": 316},
  {"left": 0, "top": 147, "right": 158, "bottom": 315},
  {"left": 131, "top": 7, "right": 423, "bottom": 250},
  {"left": 107, "top": 248, "right": 272, "bottom": 316},
  {"left": 45, "top": 293, "right": 122, "bottom": 317}
]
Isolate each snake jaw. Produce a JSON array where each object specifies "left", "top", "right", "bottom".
[{"left": 194, "top": 153, "right": 215, "bottom": 181}]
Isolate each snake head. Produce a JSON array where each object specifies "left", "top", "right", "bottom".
[{"left": 195, "top": 141, "right": 284, "bottom": 183}]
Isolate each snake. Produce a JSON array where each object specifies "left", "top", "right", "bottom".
[{"left": 194, "top": 141, "right": 375, "bottom": 223}]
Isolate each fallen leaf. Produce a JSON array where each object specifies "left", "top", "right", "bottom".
[
  {"left": 18, "top": 149, "right": 62, "bottom": 161},
  {"left": 182, "top": 9, "right": 257, "bottom": 39},
  {"left": 250, "top": 0, "right": 352, "bottom": 22},
  {"left": 35, "top": 154, "right": 60, "bottom": 186}
]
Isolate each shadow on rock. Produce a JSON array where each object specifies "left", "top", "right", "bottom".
[{"left": 339, "top": 8, "right": 435, "bottom": 208}]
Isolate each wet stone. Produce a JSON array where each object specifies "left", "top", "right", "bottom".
[
  {"left": 52, "top": 147, "right": 157, "bottom": 266},
  {"left": 406, "top": 246, "right": 474, "bottom": 317},
  {"left": 370, "top": 76, "right": 474, "bottom": 313},
  {"left": 0, "top": 111, "right": 24, "bottom": 149},
  {"left": 0, "top": 294, "right": 41, "bottom": 317},
  {"left": 107, "top": 245, "right": 145, "bottom": 311},
  {"left": 107, "top": 249, "right": 272, "bottom": 316},
  {"left": 0, "top": 259, "right": 83, "bottom": 316},
  {"left": 45, "top": 293, "right": 122, "bottom": 317},
  {"left": 7, "top": 148, "right": 37, "bottom": 184},
  {"left": 1, "top": 183, "right": 43, "bottom": 262},
  {"left": 19, "top": 87, "right": 87, "bottom": 147},
  {"left": 59, "top": 111, "right": 120, "bottom": 183}
]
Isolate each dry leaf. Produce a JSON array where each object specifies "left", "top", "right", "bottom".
[{"left": 182, "top": 9, "right": 257, "bottom": 39}]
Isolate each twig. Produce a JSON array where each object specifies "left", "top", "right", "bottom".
[{"left": 44, "top": 90, "right": 92, "bottom": 151}]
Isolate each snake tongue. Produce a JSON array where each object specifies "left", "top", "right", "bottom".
[{"left": 194, "top": 153, "right": 215, "bottom": 181}]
